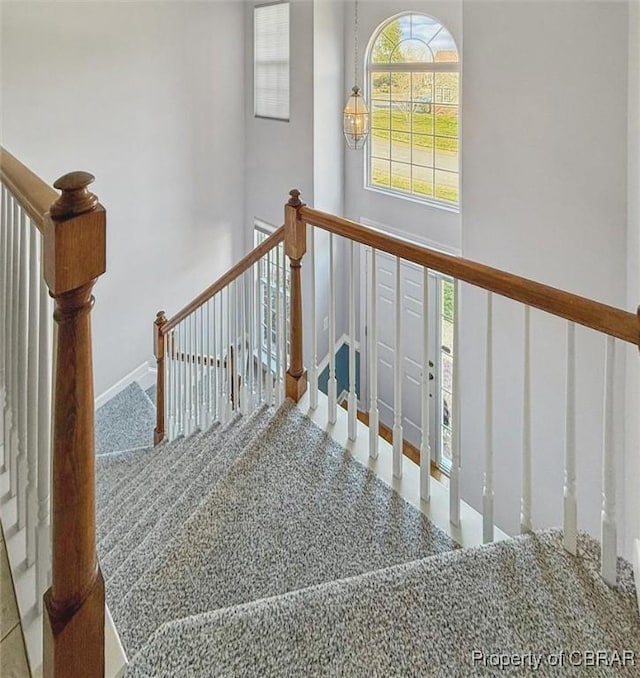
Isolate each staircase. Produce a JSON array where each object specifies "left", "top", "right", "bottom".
[
  {"left": 95, "top": 384, "right": 640, "bottom": 677},
  {"left": 2, "top": 149, "right": 640, "bottom": 677}
]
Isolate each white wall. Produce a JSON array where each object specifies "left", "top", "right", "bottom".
[
  {"left": 1, "top": 1, "right": 246, "bottom": 396},
  {"left": 461, "top": 1, "right": 629, "bottom": 545},
  {"left": 626, "top": 0, "right": 640, "bottom": 557},
  {"left": 344, "top": 0, "right": 462, "bottom": 253}
]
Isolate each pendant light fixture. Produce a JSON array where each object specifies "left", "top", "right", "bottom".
[{"left": 343, "top": 0, "right": 369, "bottom": 150}]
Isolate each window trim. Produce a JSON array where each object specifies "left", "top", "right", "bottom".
[{"left": 365, "top": 12, "right": 460, "bottom": 212}]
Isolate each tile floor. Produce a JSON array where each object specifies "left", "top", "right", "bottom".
[{"left": 0, "top": 523, "right": 30, "bottom": 677}]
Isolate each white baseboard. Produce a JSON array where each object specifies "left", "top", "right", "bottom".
[
  {"left": 634, "top": 539, "right": 640, "bottom": 615},
  {"left": 95, "top": 361, "right": 157, "bottom": 409}
]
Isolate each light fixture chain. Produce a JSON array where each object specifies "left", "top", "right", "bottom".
[{"left": 354, "top": 0, "right": 359, "bottom": 88}]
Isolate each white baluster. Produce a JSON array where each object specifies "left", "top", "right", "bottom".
[
  {"left": 392, "top": 257, "right": 403, "bottom": 479},
  {"left": 198, "top": 306, "right": 206, "bottom": 428},
  {"left": 26, "top": 221, "right": 40, "bottom": 564},
  {"left": 601, "top": 336, "right": 617, "bottom": 586},
  {"left": 255, "top": 263, "right": 262, "bottom": 406},
  {"left": 179, "top": 323, "right": 186, "bottom": 436},
  {"left": 247, "top": 270, "right": 255, "bottom": 412},
  {"left": 266, "top": 248, "right": 273, "bottom": 407},
  {"left": 17, "top": 212, "right": 29, "bottom": 529},
  {"left": 215, "top": 294, "right": 221, "bottom": 421},
  {"left": 564, "top": 322, "right": 578, "bottom": 555},
  {"left": 309, "top": 226, "right": 318, "bottom": 410},
  {"left": 10, "top": 196, "right": 20, "bottom": 497},
  {"left": 521, "top": 305, "right": 533, "bottom": 533},
  {"left": 280, "top": 246, "right": 287, "bottom": 404},
  {"left": 348, "top": 240, "right": 357, "bottom": 441},
  {"left": 328, "top": 234, "right": 337, "bottom": 425},
  {"left": 191, "top": 312, "right": 197, "bottom": 431},
  {"left": 0, "top": 186, "right": 6, "bottom": 457},
  {"left": 168, "top": 330, "right": 175, "bottom": 441},
  {"left": 165, "top": 327, "right": 171, "bottom": 439},
  {"left": 449, "top": 279, "right": 461, "bottom": 527},
  {"left": 233, "top": 280, "right": 240, "bottom": 413},
  {"left": 420, "top": 268, "right": 430, "bottom": 501},
  {"left": 223, "top": 289, "right": 231, "bottom": 422},
  {"left": 3, "top": 191, "right": 12, "bottom": 462},
  {"left": 207, "top": 299, "right": 213, "bottom": 426},
  {"left": 35, "top": 264, "right": 51, "bottom": 614},
  {"left": 240, "top": 273, "right": 248, "bottom": 414},
  {"left": 368, "top": 248, "right": 379, "bottom": 460},
  {"left": 275, "top": 252, "right": 281, "bottom": 407},
  {"left": 483, "top": 292, "right": 494, "bottom": 543}
]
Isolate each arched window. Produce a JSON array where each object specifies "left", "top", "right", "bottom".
[{"left": 366, "top": 13, "right": 460, "bottom": 208}]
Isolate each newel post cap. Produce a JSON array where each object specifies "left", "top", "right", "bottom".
[
  {"left": 287, "top": 189, "right": 302, "bottom": 208},
  {"left": 50, "top": 171, "right": 99, "bottom": 219},
  {"left": 44, "top": 171, "right": 105, "bottom": 296}
]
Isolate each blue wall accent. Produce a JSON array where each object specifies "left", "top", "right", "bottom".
[{"left": 318, "top": 341, "right": 360, "bottom": 399}]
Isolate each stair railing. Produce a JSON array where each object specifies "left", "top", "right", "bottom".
[
  {"left": 289, "top": 190, "right": 640, "bottom": 588},
  {"left": 153, "top": 195, "right": 306, "bottom": 444},
  {"left": 1, "top": 147, "right": 106, "bottom": 677}
]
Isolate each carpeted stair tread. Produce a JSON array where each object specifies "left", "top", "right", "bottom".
[
  {"left": 115, "top": 401, "right": 456, "bottom": 656},
  {"left": 96, "top": 382, "right": 156, "bottom": 455},
  {"left": 126, "top": 530, "right": 640, "bottom": 677},
  {"left": 106, "top": 405, "right": 275, "bottom": 618},
  {"left": 97, "top": 428, "right": 205, "bottom": 537},
  {"left": 96, "top": 434, "right": 192, "bottom": 521},
  {"left": 98, "top": 423, "right": 225, "bottom": 568}
]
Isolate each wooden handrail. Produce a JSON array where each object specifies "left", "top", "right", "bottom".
[
  {"left": 0, "top": 147, "right": 58, "bottom": 230},
  {"left": 300, "top": 205, "right": 640, "bottom": 346},
  {"left": 162, "top": 225, "right": 285, "bottom": 333}
]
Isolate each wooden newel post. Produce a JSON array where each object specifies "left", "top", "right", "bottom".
[
  {"left": 154, "top": 311, "right": 167, "bottom": 445},
  {"left": 42, "top": 172, "right": 106, "bottom": 678},
  {"left": 285, "top": 189, "right": 307, "bottom": 401}
]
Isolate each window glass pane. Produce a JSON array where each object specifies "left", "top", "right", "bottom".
[
  {"left": 435, "top": 73, "right": 459, "bottom": 104},
  {"left": 390, "top": 132, "right": 410, "bottom": 163},
  {"left": 411, "top": 15, "right": 444, "bottom": 44},
  {"left": 372, "top": 32, "right": 397, "bottom": 63},
  {"left": 390, "top": 107, "right": 411, "bottom": 132},
  {"left": 390, "top": 73, "right": 411, "bottom": 101},
  {"left": 435, "top": 136, "right": 458, "bottom": 172},
  {"left": 394, "top": 38, "right": 432, "bottom": 63},
  {"left": 371, "top": 133, "right": 390, "bottom": 160},
  {"left": 412, "top": 72, "right": 433, "bottom": 106},
  {"left": 412, "top": 135, "right": 433, "bottom": 168},
  {"left": 371, "top": 158, "right": 391, "bottom": 187},
  {"left": 372, "top": 72, "right": 391, "bottom": 99},
  {"left": 412, "top": 165, "right": 433, "bottom": 197},
  {"left": 435, "top": 169, "right": 459, "bottom": 204},
  {"left": 431, "top": 28, "right": 458, "bottom": 61},
  {"left": 371, "top": 99, "right": 390, "bottom": 130},
  {"left": 434, "top": 105, "right": 458, "bottom": 138},
  {"left": 390, "top": 161, "right": 411, "bottom": 192}
]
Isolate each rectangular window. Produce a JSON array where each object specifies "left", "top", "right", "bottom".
[{"left": 254, "top": 2, "right": 290, "bottom": 121}]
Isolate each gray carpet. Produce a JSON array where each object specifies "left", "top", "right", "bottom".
[
  {"left": 96, "top": 382, "right": 156, "bottom": 455},
  {"left": 126, "top": 530, "right": 640, "bottom": 677},
  {"left": 96, "top": 400, "right": 455, "bottom": 660},
  {"left": 94, "top": 389, "right": 638, "bottom": 676}
]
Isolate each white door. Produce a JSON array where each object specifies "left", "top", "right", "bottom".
[{"left": 362, "top": 248, "right": 453, "bottom": 471}]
